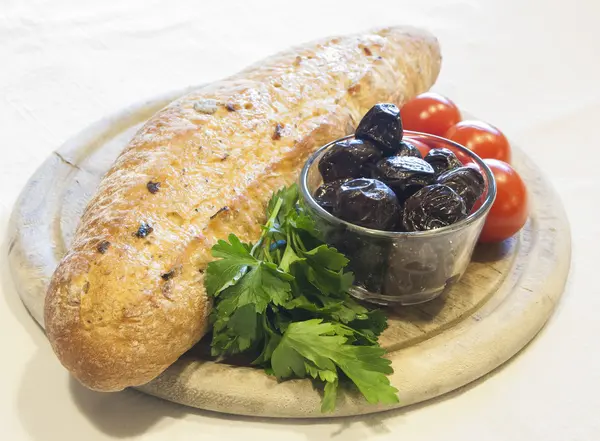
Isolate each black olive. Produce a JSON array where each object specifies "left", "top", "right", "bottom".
[
  {"left": 402, "top": 184, "right": 468, "bottom": 231},
  {"left": 395, "top": 140, "right": 423, "bottom": 159},
  {"left": 333, "top": 178, "right": 401, "bottom": 231},
  {"left": 424, "top": 148, "right": 462, "bottom": 175},
  {"left": 355, "top": 103, "right": 403, "bottom": 156},
  {"left": 318, "top": 139, "right": 382, "bottom": 183},
  {"left": 342, "top": 235, "right": 390, "bottom": 293},
  {"left": 314, "top": 179, "right": 350, "bottom": 212},
  {"left": 373, "top": 156, "right": 436, "bottom": 202},
  {"left": 437, "top": 166, "right": 485, "bottom": 211},
  {"left": 383, "top": 242, "right": 448, "bottom": 298}
]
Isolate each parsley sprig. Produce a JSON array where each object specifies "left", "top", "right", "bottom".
[{"left": 205, "top": 185, "right": 399, "bottom": 412}]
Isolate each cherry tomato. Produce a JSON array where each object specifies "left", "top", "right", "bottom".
[
  {"left": 404, "top": 137, "right": 431, "bottom": 157},
  {"left": 401, "top": 93, "right": 462, "bottom": 137},
  {"left": 479, "top": 159, "right": 528, "bottom": 243},
  {"left": 470, "top": 196, "right": 484, "bottom": 214},
  {"left": 445, "top": 120, "right": 511, "bottom": 163}
]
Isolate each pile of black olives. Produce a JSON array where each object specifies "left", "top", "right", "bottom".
[{"left": 315, "top": 103, "right": 486, "bottom": 232}]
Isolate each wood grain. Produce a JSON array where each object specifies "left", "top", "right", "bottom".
[{"left": 7, "top": 89, "right": 570, "bottom": 418}]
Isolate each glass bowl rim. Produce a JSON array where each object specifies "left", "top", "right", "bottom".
[{"left": 299, "top": 131, "right": 497, "bottom": 239}]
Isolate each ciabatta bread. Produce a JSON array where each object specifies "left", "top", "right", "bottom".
[{"left": 45, "top": 26, "right": 442, "bottom": 391}]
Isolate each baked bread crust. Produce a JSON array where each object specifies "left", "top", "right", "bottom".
[{"left": 44, "top": 26, "right": 441, "bottom": 391}]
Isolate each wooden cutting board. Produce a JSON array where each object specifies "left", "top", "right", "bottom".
[{"left": 7, "top": 88, "right": 571, "bottom": 418}]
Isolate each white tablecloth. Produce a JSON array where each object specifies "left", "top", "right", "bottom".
[{"left": 1, "top": 1, "right": 599, "bottom": 440}]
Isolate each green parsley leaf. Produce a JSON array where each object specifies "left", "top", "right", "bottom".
[
  {"left": 216, "top": 263, "right": 292, "bottom": 316},
  {"left": 267, "top": 185, "right": 298, "bottom": 227},
  {"left": 252, "top": 314, "right": 282, "bottom": 365},
  {"left": 279, "top": 242, "right": 305, "bottom": 272},
  {"left": 206, "top": 234, "right": 256, "bottom": 297},
  {"left": 319, "top": 295, "right": 368, "bottom": 323},
  {"left": 211, "top": 304, "right": 263, "bottom": 356},
  {"left": 205, "top": 184, "right": 396, "bottom": 412},
  {"left": 300, "top": 244, "right": 349, "bottom": 271},
  {"left": 285, "top": 294, "right": 373, "bottom": 329},
  {"left": 349, "top": 309, "right": 388, "bottom": 343},
  {"left": 271, "top": 319, "right": 398, "bottom": 408},
  {"left": 322, "top": 378, "right": 339, "bottom": 413},
  {"left": 288, "top": 211, "right": 319, "bottom": 237},
  {"left": 271, "top": 307, "right": 293, "bottom": 333},
  {"left": 305, "top": 265, "right": 354, "bottom": 297}
]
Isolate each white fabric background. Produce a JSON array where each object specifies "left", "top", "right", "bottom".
[{"left": 1, "top": 1, "right": 599, "bottom": 440}]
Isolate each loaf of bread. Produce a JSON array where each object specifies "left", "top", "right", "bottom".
[{"left": 44, "top": 26, "right": 442, "bottom": 391}]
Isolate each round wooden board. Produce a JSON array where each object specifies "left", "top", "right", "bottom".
[{"left": 7, "top": 88, "right": 571, "bottom": 418}]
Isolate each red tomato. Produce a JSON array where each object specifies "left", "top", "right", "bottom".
[
  {"left": 404, "top": 138, "right": 431, "bottom": 157},
  {"left": 401, "top": 93, "right": 462, "bottom": 137},
  {"left": 471, "top": 196, "right": 484, "bottom": 214},
  {"left": 479, "top": 159, "right": 528, "bottom": 243},
  {"left": 445, "top": 120, "right": 511, "bottom": 163}
]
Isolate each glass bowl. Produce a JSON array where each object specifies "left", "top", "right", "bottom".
[{"left": 299, "top": 131, "right": 497, "bottom": 305}]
